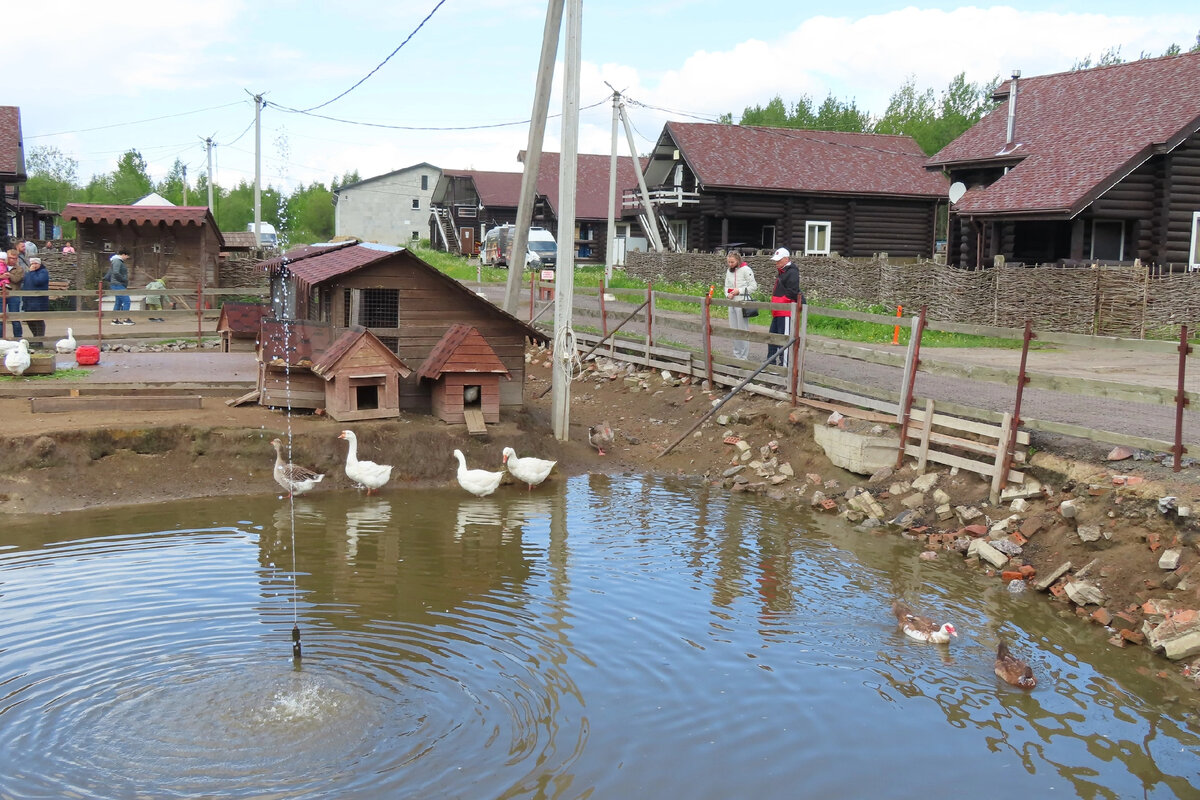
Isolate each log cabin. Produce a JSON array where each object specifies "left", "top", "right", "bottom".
[
  {"left": 625, "top": 121, "right": 947, "bottom": 257},
  {"left": 927, "top": 52, "right": 1200, "bottom": 269}
]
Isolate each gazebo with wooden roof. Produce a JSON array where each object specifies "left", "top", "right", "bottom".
[
  {"left": 312, "top": 328, "right": 411, "bottom": 421},
  {"left": 418, "top": 323, "right": 510, "bottom": 431}
]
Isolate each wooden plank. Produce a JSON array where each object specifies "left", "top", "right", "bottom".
[
  {"left": 911, "top": 405, "right": 1030, "bottom": 445},
  {"left": 463, "top": 407, "right": 487, "bottom": 436},
  {"left": 788, "top": 394, "right": 896, "bottom": 424},
  {"left": 917, "top": 398, "right": 933, "bottom": 473},
  {"left": 904, "top": 442, "right": 1025, "bottom": 483},
  {"left": 31, "top": 395, "right": 204, "bottom": 413},
  {"left": 990, "top": 412, "right": 1015, "bottom": 504},
  {"left": 802, "top": 382, "right": 900, "bottom": 416},
  {"left": 1021, "top": 417, "right": 1183, "bottom": 454},
  {"left": 226, "top": 389, "right": 260, "bottom": 407},
  {"left": 810, "top": 338, "right": 909, "bottom": 369}
]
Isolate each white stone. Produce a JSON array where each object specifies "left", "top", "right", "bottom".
[
  {"left": 779, "top": 463, "right": 794, "bottom": 477},
  {"left": 889, "top": 481, "right": 911, "bottom": 496},
  {"left": 1159, "top": 548, "right": 1183, "bottom": 570},
  {"left": 911, "top": 473, "right": 939, "bottom": 493},
  {"left": 973, "top": 540, "right": 1010, "bottom": 569},
  {"left": 735, "top": 440, "right": 752, "bottom": 452},
  {"left": 932, "top": 488, "right": 951, "bottom": 506},
  {"left": 1059, "top": 499, "right": 1078, "bottom": 519},
  {"left": 1064, "top": 580, "right": 1106, "bottom": 607},
  {"left": 1077, "top": 525, "right": 1102, "bottom": 543},
  {"left": 936, "top": 503, "right": 954, "bottom": 521},
  {"left": 1010, "top": 498, "right": 1031, "bottom": 513},
  {"left": 901, "top": 493, "right": 926, "bottom": 509}
]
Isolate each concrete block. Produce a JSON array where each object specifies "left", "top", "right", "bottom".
[
  {"left": 1159, "top": 548, "right": 1183, "bottom": 570},
  {"left": 911, "top": 473, "right": 939, "bottom": 493},
  {"left": 1065, "top": 580, "right": 1106, "bottom": 607},
  {"left": 973, "top": 540, "right": 1010, "bottom": 569},
  {"left": 812, "top": 424, "right": 899, "bottom": 476}
]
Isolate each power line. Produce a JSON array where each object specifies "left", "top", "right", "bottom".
[
  {"left": 26, "top": 101, "right": 245, "bottom": 139},
  {"left": 267, "top": 98, "right": 607, "bottom": 130},
  {"left": 300, "top": 0, "right": 448, "bottom": 113}
]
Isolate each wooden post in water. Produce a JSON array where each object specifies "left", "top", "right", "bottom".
[{"left": 788, "top": 301, "right": 801, "bottom": 405}]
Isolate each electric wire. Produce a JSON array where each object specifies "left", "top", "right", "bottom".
[
  {"left": 26, "top": 101, "right": 245, "bottom": 139},
  {"left": 267, "top": 98, "right": 608, "bottom": 130}
]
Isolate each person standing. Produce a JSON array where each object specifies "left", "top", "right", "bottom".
[
  {"left": 723, "top": 252, "right": 757, "bottom": 361},
  {"left": 4, "top": 249, "right": 22, "bottom": 338},
  {"left": 104, "top": 248, "right": 132, "bottom": 316},
  {"left": 766, "top": 247, "right": 801, "bottom": 366},
  {"left": 22, "top": 257, "right": 50, "bottom": 346}
]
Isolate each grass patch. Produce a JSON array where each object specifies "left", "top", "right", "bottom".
[
  {"left": 1, "top": 367, "right": 91, "bottom": 381},
  {"left": 411, "top": 247, "right": 510, "bottom": 283}
]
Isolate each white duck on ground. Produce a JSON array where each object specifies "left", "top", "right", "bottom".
[
  {"left": 55, "top": 328, "right": 77, "bottom": 354},
  {"left": 501, "top": 446, "right": 556, "bottom": 491},
  {"left": 271, "top": 438, "right": 325, "bottom": 498},
  {"left": 453, "top": 448, "right": 505, "bottom": 497},
  {"left": 4, "top": 339, "right": 30, "bottom": 376},
  {"left": 338, "top": 429, "right": 393, "bottom": 495}
]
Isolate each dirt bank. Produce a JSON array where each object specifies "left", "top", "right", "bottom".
[{"left": 2, "top": 343, "right": 1199, "bottom": 685}]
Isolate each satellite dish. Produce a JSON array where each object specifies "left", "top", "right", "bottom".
[{"left": 948, "top": 182, "right": 966, "bottom": 205}]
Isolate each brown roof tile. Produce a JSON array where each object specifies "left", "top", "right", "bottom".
[
  {"left": 310, "top": 328, "right": 411, "bottom": 379},
  {"left": 0, "top": 106, "right": 24, "bottom": 181},
  {"left": 417, "top": 323, "right": 510, "bottom": 380},
  {"left": 221, "top": 231, "right": 260, "bottom": 249},
  {"left": 665, "top": 122, "right": 947, "bottom": 198},
  {"left": 928, "top": 52, "right": 1200, "bottom": 216},
  {"left": 62, "top": 204, "right": 225, "bottom": 245},
  {"left": 532, "top": 152, "right": 646, "bottom": 220},
  {"left": 216, "top": 302, "right": 268, "bottom": 336},
  {"left": 442, "top": 169, "right": 524, "bottom": 208}
]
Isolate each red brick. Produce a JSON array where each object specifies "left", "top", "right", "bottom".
[
  {"left": 964, "top": 524, "right": 988, "bottom": 537},
  {"left": 1020, "top": 518, "right": 1045, "bottom": 537},
  {"left": 1050, "top": 583, "right": 1067, "bottom": 598},
  {"left": 820, "top": 498, "right": 838, "bottom": 511},
  {"left": 1018, "top": 564, "right": 1037, "bottom": 578},
  {"left": 1108, "top": 634, "right": 1126, "bottom": 648},
  {"left": 1091, "top": 608, "right": 1113, "bottom": 626},
  {"left": 1008, "top": 532, "right": 1028, "bottom": 547},
  {"left": 1143, "top": 600, "right": 1164, "bottom": 616},
  {"left": 1001, "top": 570, "right": 1025, "bottom": 582},
  {"left": 1147, "top": 532, "right": 1162, "bottom": 553},
  {"left": 1169, "top": 609, "right": 1198, "bottom": 626},
  {"left": 1120, "top": 629, "right": 1146, "bottom": 645},
  {"left": 1125, "top": 476, "right": 1145, "bottom": 486}
]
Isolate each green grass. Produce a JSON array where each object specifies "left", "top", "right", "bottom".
[
  {"left": 2, "top": 367, "right": 90, "bottom": 381},
  {"left": 411, "top": 247, "right": 509, "bottom": 282}
]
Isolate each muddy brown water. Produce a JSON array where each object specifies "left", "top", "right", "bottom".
[{"left": 1, "top": 474, "right": 1197, "bottom": 798}]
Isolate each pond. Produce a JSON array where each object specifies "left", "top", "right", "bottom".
[{"left": 1, "top": 474, "right": 1198, "bottom": 799}]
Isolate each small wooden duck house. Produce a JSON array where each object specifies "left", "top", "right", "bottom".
[
  {"left": 255, "top": 318, "right": 337, "bottom": 411},
  {"left": 418, "top": 324, "right": 510, "bottom": 428},
  {"left": 216, "top": 302, "right": 268, "bottom": 352},
  {"left": 311, "top": 328, "right": 411, "bottom": 421}
]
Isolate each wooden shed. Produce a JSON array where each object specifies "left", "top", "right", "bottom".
[
  {"left": 418, "top": 323, "right": 509, "bottom": 427},
  {"left": 311, "top": 328, "right": 412, "bottom": 421},
  {"left": 259, "top": 241, "right": 549, "bottom": 416},
  {"left": 216, "top": 301, "right": 268, "bottom": 352},
  {"left": 255, "top": 318, "right": 337, "bottom": 412}
]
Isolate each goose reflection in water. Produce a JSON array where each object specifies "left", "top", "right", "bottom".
[
  {"left": 346, "top": 501, "right": 393, "bottom": 561},
  {"left": 454, "top": 496, "right": 553, "bottom": 542}
]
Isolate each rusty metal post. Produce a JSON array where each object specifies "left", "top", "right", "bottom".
[
  {"left": 1001, "top": 320, "right": 1036, "bottom": 485},
  {"left": 529, "top": 271, "right": 535, "bottom": 322},
  {"left": 197, "top": 282, "right": 204, "bottom": 346},
  {"left": 1175, "top": 324, "right": 1191, "bottom": 472},
  {"left": 646, "top": 283, "right": 654, "bottom": 348},
  {"left": 703, "top": 294, "right": 714, "bottom": 388},
  {"left": 97, "top": 285, "right": 104, "bottom": 344},
  {"left": 894, "top": 306, "right": 927, "bottom": 469}
]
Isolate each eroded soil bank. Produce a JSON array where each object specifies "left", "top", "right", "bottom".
[{"left": 2, "top": 343, "right": 1199, "bottom": 688}]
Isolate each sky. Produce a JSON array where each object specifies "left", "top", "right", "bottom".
[{"left": 11, "top": 0, "right": 1200, "bottom": 200}]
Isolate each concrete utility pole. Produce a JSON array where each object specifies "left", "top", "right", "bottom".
[
  {"left": 605, "top": 90, "right": 619, "bottom": 283},
  {"left": 205, "top": 137, "right": 214, "bottom": 210},
  {"left": 502, "top": 0, "right": 565, "bottom": 314},
  {"left": 253, "top": 93, "right": 263, "bottom": 245},
  {"left": 550, "top": 0, "right": 582, "bottom": 441}
]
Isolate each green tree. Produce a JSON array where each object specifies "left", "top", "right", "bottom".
[
  {"left": 814, "top": 94, "right": 872, "bottom": 132},
  {"left": 156, "top": 159, "right": 192, "bottom": 206},
  {"left": 23, "top": 145, "right": 81, "bottom": 215},
  {"left": 284, "top": 181, "right": 334, "bottom": 244},
  {"left": 110, "top": 149, "right": 154, "bottom": 204},
  {"left": 733, "top": 93, "right": 868, "bottom": 132}
]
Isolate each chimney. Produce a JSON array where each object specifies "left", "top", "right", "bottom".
[{"left": 1005, "top": 70, "right": 1021, "bottom": 148}]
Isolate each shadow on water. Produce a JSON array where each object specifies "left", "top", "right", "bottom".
[{"left": 1, "top": 474, "right": 1198, "bottom": 798}]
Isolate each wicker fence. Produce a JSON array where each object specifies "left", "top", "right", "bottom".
[{"left": 624, "top": 251, "right": 1200, "bottom": 339}]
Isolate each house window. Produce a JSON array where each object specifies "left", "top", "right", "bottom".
[
  {"left": 805, "top": 221, "right": 831, "bottom": 255},
  {"left": 1090, "top": 220, "right": 1125, "bottom": 261},
  {"left": 1189, "top": 211, "right": 1200, "bottom": 271},
  {"left": 421, "top": 175, "right": 429, "bottom": 191},
  {"left": 668, "top": 220, "right": 688, "bottom": 251},
  {"left": 411, "top": 199, "right": 420, "bottom": 210},
  {"left": 762, "top": 225, "right": 776, "bottom": 249},
  {"left": 103, "top": 241, "right": 113, "bottom": 252},
  {"left": 411, "top": 231, "right": 420, "bottom": 241}
]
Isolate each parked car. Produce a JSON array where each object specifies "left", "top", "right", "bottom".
[
  {"left": 247, "top": 222, "right": 278, "bottom": 247},
  {"left": 481, "top": 225, "right": 557, "bottom": 269}
]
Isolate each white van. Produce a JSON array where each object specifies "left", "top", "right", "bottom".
[
  {"left": 247, "top": 222, "right": 278, "bottom": 247},
  {"left": 481, "top": 225, "right": 557, "bottom": 269}
]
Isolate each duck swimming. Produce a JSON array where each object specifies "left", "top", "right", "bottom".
[
  {"left": 892, "top": 600, "right": 957, "bottom": 644},
  {"left": 994, "top": 640, "right": 1037, "bottom": 689}
]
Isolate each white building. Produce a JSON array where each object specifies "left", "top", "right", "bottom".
[{"left": 333, "top": 163, "right": 441, "bottom": 245}]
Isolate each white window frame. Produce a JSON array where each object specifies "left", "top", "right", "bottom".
[
  {"left": 668, "top": 219, "right": 688, "bottom": 251},
  {"left": 805, "top": 220, "right": 831, "bottom": 256},
  {"left": 1190, "top": 211, "right": 1200, "bottom": 271},
  {"left": 411, "top": 198, "right": 420, "bottom": 210}
]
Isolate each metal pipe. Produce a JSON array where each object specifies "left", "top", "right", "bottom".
[{"left": 1005, "top": 70, "right": 1020, "bottom": 147}]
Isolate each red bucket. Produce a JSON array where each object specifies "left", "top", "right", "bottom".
[{"left": 75, "top": 345, "right": 100, "bottom": 366}]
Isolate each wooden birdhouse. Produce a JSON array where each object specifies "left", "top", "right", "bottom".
[
  {"left": 311, "top": 328, "right": 411, "bottom": 421},
  {"left": 255, "top": 318, "right": 337, "bottom": 412},
  {"left": 418, "top": 323, "right": 510, "bottom": 432},
  {"left": 216, "top": 302, "right": 268, "bottom": 352}
]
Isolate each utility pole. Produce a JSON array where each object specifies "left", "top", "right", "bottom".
[
  {"left": 502, "top": 0, "right": 565, "bottom": 314},
  {"left": 550, "top": 0, "right": 582, "bottom": 441},
  {"left": 605, "top": 89, "right": 619, "bottom": 283},
  {"left": 205, "top": 137, "right": 214, "bottom": 210},
  {"left": 253, "top": 93, "right": 263, "bottom": 245},
  {"left": 182, "top": 165, "right": 188, "bottom": 205}
]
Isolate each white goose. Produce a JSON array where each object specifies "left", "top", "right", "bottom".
[
  {"left": 338, "top": 429, "right": 393, "bottom": 495},
  {"left": 4, "top": 339, "right": 30, "bottom": 376},
  {"left": 501, "top": 446, "right": 556, "bottom": 491},
  {"left": 271, "top": 438, "right": 325, "bottom": 497},
  {"left": 55, "top": 328, "right": 77, "bottom": 354},
  {"left": 0, "top": 339, "right": 20, "bottom": 354},
  {"left": 453, "top": 448, "right": 505, "bottom": 497}
]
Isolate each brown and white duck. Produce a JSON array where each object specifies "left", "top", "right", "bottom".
[
  {"left": 588, "top": 422, "right": 615, "bottom": 455},
  {"left": 994, "top": 640, "right": 1037, "bottom": 689},
  {"left": 892, "top": 600, "right": 957, "bottom": 644}
]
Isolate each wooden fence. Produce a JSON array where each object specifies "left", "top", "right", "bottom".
[{"left": 531, "top": 278, "right": 1198, "bottom": 494}]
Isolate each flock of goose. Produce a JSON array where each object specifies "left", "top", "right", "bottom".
[
  {"left": 892, "top": 600, "right": 1037, "bottom": 689},
  {"left": 269, "top": 430, "right": 565, "bottom": 501},
  {"left": 0, "top": 329, "right": 78, "bottom": 377}
]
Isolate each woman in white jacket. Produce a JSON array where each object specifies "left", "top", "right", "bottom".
[{"left": 722, "top": 252, "right": 757, "bottom": 361}]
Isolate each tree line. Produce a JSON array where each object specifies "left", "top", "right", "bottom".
[{"left": 22, "top": 145, "right": 359, "bottom": 246}]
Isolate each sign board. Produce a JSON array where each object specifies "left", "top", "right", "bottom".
[{"left": 541, "top": 269, "right": 555, "bottom": 281}]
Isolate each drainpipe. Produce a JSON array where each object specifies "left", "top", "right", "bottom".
[{"left": 1005, "top": 70, "right": 1021, "bottom": 149}]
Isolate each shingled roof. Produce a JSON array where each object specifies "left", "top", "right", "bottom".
[
  {"left": 441, "top": 169, "right": 524, "bottom": 208},
  {"left": 417, "top": 323, "right": 510, "bottom": 380},
  {"left": 311, "top": 328, "right": 411, "bottom": 379},
  {"left": 62, "top": 204, "right": 225, "bottom": 245},
  {"left": 662, "top": 122, "right": 946, "bottom": 198},
  {"left": 0, "top": 106, "right": 24, "bottom": 182},
  {"left": 928, "top": 52, "right": 1200, "bottom": 217}
]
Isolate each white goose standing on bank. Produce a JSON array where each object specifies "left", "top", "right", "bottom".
[
  {"left": 55, "top": 328, "right": 77, "bottom": 354},
  {"left": 453, "top": 449, "right": 505, "bottom": 497},
  {"left": 501, "top": 446, "right": 556, "bottom": 491},
  {"left": 338, "top": 429, "right": 393, "bottom": 495},
  {"left": 271, "top": 438, "right": 325, "bottom": 498},
  {"left": 4, "top": 339, "right": 30, "bottom": 376}
]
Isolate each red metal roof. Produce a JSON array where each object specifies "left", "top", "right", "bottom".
[
  {"left": 417, "top": 323, "right": 509, "bottom": 380},
  {"left": 63, "top": 204, "right": 224, "bottom": 245},
  {"left": 443, "top": 169, "right": 524, "bottom": 208},
  {"left": 928, "top": 52, "right": 1200, "bottom": 216},
  {"left": 533, "top": 152, "right": 646, "bottom": 220},
  {"left": 664, "top": 122, "right": 946, "bottom": 198},
  {"left": 0, "top": 106, "right": 23, "bottom": 181},
  {"left": 311, "top": 328, "right": 412, "bottom": 379}
]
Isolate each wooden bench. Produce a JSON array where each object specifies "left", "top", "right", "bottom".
[{"left": 48, "top": 280, "right": 69, "bottom": 299}]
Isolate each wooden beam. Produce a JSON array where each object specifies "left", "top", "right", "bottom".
[{"left": 31, "top": 395, "right": 204, "bottom": 413}]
